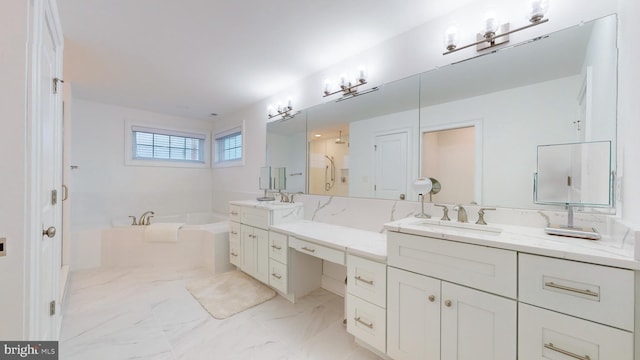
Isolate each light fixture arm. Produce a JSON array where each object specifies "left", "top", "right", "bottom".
[
  {"left": 324, "top": 78, "right": 367, "bottom": 98},
  {"left": 443, "top": 18, "right": 548, "bottom": 55}
]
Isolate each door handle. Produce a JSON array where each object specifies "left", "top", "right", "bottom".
[
  {"left": 62, "top": 184, "right": 69, "bottom": 201},
  {"left": 42, "top": 226, "right": 56, "bottom": 238}
]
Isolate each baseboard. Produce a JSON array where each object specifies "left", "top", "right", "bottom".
[{"left": 321, "top": 274, "right": 345, "bottom": 297}]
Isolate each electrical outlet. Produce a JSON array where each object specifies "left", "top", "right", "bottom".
[{"left": 0, "top": 237, "right": 5, "bottom": 256}]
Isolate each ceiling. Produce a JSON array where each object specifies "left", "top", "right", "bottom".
[{"left": 57, "top": 0, "right": 478, "bottom": 120}]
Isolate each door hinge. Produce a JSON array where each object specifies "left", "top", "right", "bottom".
[
  {"left": 51, "top": 189, "right": 58, "bottom": 205},
  {"left": 374, "top": 145, "right": 377, "bottom": 151},
  {"left": 49, "top": 300, "right": 55, "bottom": 316},
  {"left": 53, "top": 77, "right": 64, "bottom": 94},
  {"left": 374, "top": 185, "right": 377, "bottom": 191}
]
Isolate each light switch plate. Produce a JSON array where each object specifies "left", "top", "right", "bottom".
[{"left": 0, "top": 237, "right": 5, "bottom": 256}]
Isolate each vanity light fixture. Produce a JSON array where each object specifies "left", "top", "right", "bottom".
[
  {"left": 443, "top": 0, "right": 550, "bottom": 55},
  {"left": 267, "top": 98, "right": 297, "bottom": 121},
  {"left": 323, "top": 66, "right": 370, "bottom": 98}
]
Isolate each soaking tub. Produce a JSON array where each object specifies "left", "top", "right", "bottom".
[{"left": 102, "top": 212, "right": 233, "bottom": 273}]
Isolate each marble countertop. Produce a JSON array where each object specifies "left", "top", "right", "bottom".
[
  {"left": 269, "top": 220, "right": 386, "bottom": 262},
  {"left": 229, "top": 200, "right": 304, "bottom": 210},
  {"left": 385, "top": 217, "right": 640, "bottom": 270}
]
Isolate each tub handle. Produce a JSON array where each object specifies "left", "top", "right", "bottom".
[{"left": 128, "top": 216, "right": 138, "bottom": 226}]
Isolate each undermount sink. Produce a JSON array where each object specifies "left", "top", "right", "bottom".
[{"left": 416, "top": 218, "right": 503, "bottom": 235}]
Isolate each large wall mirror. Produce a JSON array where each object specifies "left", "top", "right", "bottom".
[{"left": 266, "top": 13, "right": 617, "bottom": 211}]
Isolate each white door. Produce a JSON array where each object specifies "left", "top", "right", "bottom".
[
  {"left": 374, "top": 132, "right": 408, "bottom": 200},
  {"left": 34, "top": 1, "right": 63, "bottom": 340},
  {"left": 254, "top": 228, "right": 269, "bottom": 284},
  {"left": 440, "top": 282, "right": 517, "bottom": 360},
  {"left": 387, "top": 267, "right": 440, "bottom": 360},
  {"left": 240, "top": 225, "right": 256, "bottom": 276}
]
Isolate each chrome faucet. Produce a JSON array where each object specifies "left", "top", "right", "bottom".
[
  {"left": 452, "top": 205, "right": 468, "bottom": 223},
  {"left": 434, "top": 204, "right": 450, "bottom": 221},
  {"left": 279, "top": 192, "right": 290, "bottom": 203},
  {"left": 139, "top": 211, "right": 155, "bottom": 225}
]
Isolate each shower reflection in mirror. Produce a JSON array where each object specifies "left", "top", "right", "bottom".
[{"left": 309, "top": 129, "right": 349, "bottom": 196}]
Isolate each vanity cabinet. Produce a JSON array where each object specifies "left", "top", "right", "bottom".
[
  {"left": 346, "top": 254, "right": 387, "bottom": 354},
  {"left": 228, "top": 201, "right": 303, "bottom": 287},
  {"left": 386, "top": 231, "right": 517, "bottom": 360},
  {"left": 518, "top": 253, "right": 635, "bottom": 359}
]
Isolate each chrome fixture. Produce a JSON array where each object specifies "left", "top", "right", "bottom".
[
  {"left": 452, "top": 205, "right": 468, "bottom": 223},
  {"left": 475, "top": 207, "right": 496, "bottom": 225},
  {"left": 324, "top": 155, "right": 336, "bottom": 191},
  {"left": 268, "top": 98, "right": 297, "bottom": 121},
  {"left": 138, "top": 211, "right": 155, "bottom": 226},
  {"left": 128, "top": 216, "right": 138, "bottom": 225},
  {"left": 443, "top": 0, "right": 550, "bottom": 55},
  {"left": 335, "top": 131, "right": 346, "bottom": 145},
  {"left": 434, "top": 204, "right": 451, "bottom": 221},
  {"left": 323, "top": 66, "right": 369, "bottom": 98}
]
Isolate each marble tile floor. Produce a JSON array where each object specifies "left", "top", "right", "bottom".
[{"left": 60, "top": 266, "right": 383, "bottom": 360}]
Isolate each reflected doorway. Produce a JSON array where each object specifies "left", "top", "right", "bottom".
[{"left": 422, "top": 125, "right": 478, "bottom": 204}]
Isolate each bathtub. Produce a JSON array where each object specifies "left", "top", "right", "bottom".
[{"left": 102, "top": 212, "right": 233, "bottom": 273}]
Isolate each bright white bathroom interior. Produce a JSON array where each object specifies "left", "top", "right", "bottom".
[{"left": 2, "top": 0, "right": 640, "bottom": 358}]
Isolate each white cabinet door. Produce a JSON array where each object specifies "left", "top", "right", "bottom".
[
  {"left": 240, "top": 224, "right": 256, "bottom": 275},
  {"left": 254, "top": 227, "right": 269, "bottom": 284},
  {"left": 240, "top": 225, "right": 269, "bottom": 284},
  {"left": 387, "top": 267, "right": 440, "bottom": 360},
  {"left": 440, "top": 282, "right": 516, "bottom": 360}
]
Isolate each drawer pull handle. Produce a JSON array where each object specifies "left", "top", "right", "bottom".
[
  {"left": 301, "top": 246, "right": 316, "bottom": 253},
  {"left": 428, "top": 295, "right": 436, "bottom": 302},
  {"left": 354, "top": 317, "right": 374, "bottom": 329},
  {"left": 271, "top": 245, "right": 282, "bottom": 250},
  {"left": 545, "top": 281, "right": 599, "bottom": 297},
  {"left": 271, "top": 273, "right": 282, "bottom": 279},
  {"left": 544, "top": 343, "right": 591, "bottom": 360},
  {"left": 230, "top": 211, "right": 238, "bottom": 215},
  {"left": 230, "top": 231, "right": 238, "bottom": 235},
  {"left": 355, "top": 276, "right": 374, "bottom": 285},
  {"left": 230, "top": 252, "right": 238, "bottom": 257},
  {"left": 444, "top": 300, "right": 452, "bottom": 307}
]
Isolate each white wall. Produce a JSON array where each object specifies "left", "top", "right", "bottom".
[
  {"left": 0, "top": 1, "right": 29, "bottom": 340},
  {"left": 69, "top": 99, "right": 214, "bottom": 269},
  {"left": 617, "top": 0, "right": 640, "bottom": 227}
]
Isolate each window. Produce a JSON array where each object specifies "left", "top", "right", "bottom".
[
  {"left": 214, "top": 125, "right": 244, "bottom": 167},
  {"left": 126, "top": 123, "right": 210, "bottom": 168}
]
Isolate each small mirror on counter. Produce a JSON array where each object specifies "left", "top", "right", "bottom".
[
  {"left": 257, "top": 166, "right": 276, "bottom": 201},
  {"left": 273, "top": 167, "right": 286, "bottom": 191},
  {"left": 535, "top": 140, "right": 612, "bottom": 207}
]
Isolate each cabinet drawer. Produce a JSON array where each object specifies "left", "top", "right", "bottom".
[
  {"left": 387, "top": 231, "right": 517, "bottom": 298},
  {"left": 289, "top": 237, "right": 345, "bottom": 265},
  {"left": 241, "top": 207, "right": 270, "bottom": 229},
  {"left": 519, "top": 303, "right": 633, "bottom": 360},
  {"left": 519, "top": 254, "right": 634, "bottom": 331},
  {"left": 229, "top": 205, "right": 241, "bottom": 222},
  {"left": 229, "top": 240, "right": 241, "bottom": 267},
  {"left": 268, "top": 259, "right": 288, "bottom": 294},
  {"left": 269, "top": 231, "right": 288, "bottom": 264},
  {"left": 229, "top": 221, "right": 240, "bottom": 242},
  {"left": 347, "top": 255, "right": 386, "bottom": 308},
  {"left": 346, "top": 294, "right": 386, "bottom": 354}
]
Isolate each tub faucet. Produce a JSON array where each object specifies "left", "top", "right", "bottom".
[
  {"left": 139, "top": 211, "right": 155, "bottom": 225},
  {"left": 452, "top": 205, "right": 468, "bottom": 223}
]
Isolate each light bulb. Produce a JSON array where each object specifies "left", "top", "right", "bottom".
[
  {"left": 267, "top": 104, "right": 274, "bottom": 116},
  {"left": 481, "top": 10, "right": 499, "bottom": 39},
  {"left": 443, "top": 26, "right": 459, "bottom": 51},
  {"left": 340, "top": 73, "right": 348, "bottom": 88},
  {"left": 286, "top": 97, "right": 292, "bottom": 109},
  {"left": 324, "top": 79, "right": 331, "bottom": 94},
  {"left": 528, "top": 0, "right": 549, "bottom": 23},
  {"left": 357, "top": 66, "right": 367, "bottom": 82}
]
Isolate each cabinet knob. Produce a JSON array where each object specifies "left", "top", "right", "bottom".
[
  {"left": 428, "top": 295, "right": 436, "bottom": 302},
  {"left": 444, "top": 299, "right": 452, "bottom": 307}
]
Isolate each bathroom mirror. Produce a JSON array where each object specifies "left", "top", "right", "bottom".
[
  {"left": 259, "top": 166, "right": 272, "bottom": 190},
  {"left": 266, "top": 110, "right": 307, "bottom": 194},
  {"left": 307, "top": 73, "right": 421, "bottom": 200},
  {"left": 265, "top": 14, "right": 617, "bottom": 211},
  {"left": 535, "top": 141, "right": 612, "bottom": 206},
  {"left": 272, "top": 167, "right": 287, "bottom": 191}
]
